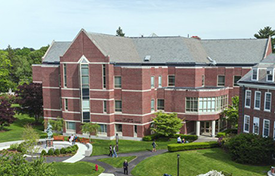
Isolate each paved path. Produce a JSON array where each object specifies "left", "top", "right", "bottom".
[
  {"left": 194, "top": 135, "right": 218, "bottom": 143},
  {"left": 63, "top": 142, "right": 87, "bottom": 163}
]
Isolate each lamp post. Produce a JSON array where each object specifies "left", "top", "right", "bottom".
[{"left": 177, "top": 154, "right": 180, "bottom": 176}]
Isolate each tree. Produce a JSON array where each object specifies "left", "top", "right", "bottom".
[
  {"left": 222, "top": 96, "right": 239, "bottom": 128},
  {"left": 254, "top": 26, "right": 275, "bottom": 52},
  {"left": 49, "top": 118, "right": 64, "bottom": 134},
  {"left": 0, "top": 50, "right": 14, "bottom": 92},
  {"left": 81, "top": 122, "right": 100, "bottom": 142},
  {"left": 151, "top": 112, "right": 183, "bottom": 139},
  {"left": 16, "top": 83, "right": 43, "bottom": 124},
  {"left": 0, "top": 97, "right": 16, "bottom": 130},
  {"left": 116, "top": 26, "right": 125, "bottom": 37},
  {"left": 22, "top": 125, "right": 40, "bottom": 157},
  {"left": 0, "top": 152, "right": 57, "bottom": 175}
]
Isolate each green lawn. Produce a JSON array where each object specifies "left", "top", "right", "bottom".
[
  {"left": 91, "top": 138, "right": 177, "bottom": 156},
  {"left": 0, "top": 114, "right": 47, "bottom": 143},
  {"left": 131, "top": 148, "right": 270, "bottom": 176},
  {"left": 98, "top": 156, "right": 136, "bottom": 168},
  {"left": 52, "top": 162, "right": 104, "bottom": 176}
]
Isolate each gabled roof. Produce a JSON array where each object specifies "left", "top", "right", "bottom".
[{"left": 42, "top": 41, "right": 71, "bottom": 63}]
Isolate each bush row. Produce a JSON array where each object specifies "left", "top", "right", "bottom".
[
  {"left": 167, "top": 141, "right": 218, "bottom": 152},
  {"left": 216, "top": 129, "right": 238, "bottom": 138},
  {"left": 143, "top": 133, "right": 198, "bottom": 142},
  {"left": 41, "top": 144, "right": 79, "bottom": 156}
]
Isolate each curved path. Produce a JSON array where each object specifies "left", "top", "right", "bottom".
[{"left": 63, "top": 142, "right": 87, "bottom": 163}]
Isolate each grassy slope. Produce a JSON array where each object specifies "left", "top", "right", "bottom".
[
  {"left": 131, "top": 148, "right": 270, "bottom": 176},
  {"left": 98, "top": 156, "right": 136, "bottom": 168},
  {"left": 0, "top": 114, "right": 47, "bottom": 143},
  {"left": 91, "top": 138, "right": 177, "bottom": 156},
  {"left": 52, "top": 162, "right": 104, "bottom": 176}
]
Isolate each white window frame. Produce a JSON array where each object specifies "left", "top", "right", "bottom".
[
  {"left": 66, "top": 121, "right": 76, "bottom": 133},
  {"left": 158, "top": 76, "right": 162, "bottom": 88},
  {"left": 98, "top": 124, "right": 107, "bottom": 135},
  {"left": 102, "top": 65, "right": 106, "bottom": 89},
  {"left": 264, "top": 92, "right": 272, "bottom": 112},
  {"left": 245, "top": 90, "right": 251, "bottom": 108},
  {"left": 253, "top": 117, "right": 259, "bottom": 135},
  {"left": 114, "top": 76, "right": 122, "bottom": 88},
  {"left": 273, "top": 121, "right": 275, "bottom": 140},
  {"left": 151, "top": 99, "right": 155, "bottom": 112},
  {"left": 65, "top": 99, "right": 68, "bottom": 111},
  {"left": 115, "top": 124, "right": 123, "bottom": 136},
  {"left": 168, "top": 75, "right": 175, "bottom": 87},
  {"left": 63, "top": 64, "right": 67, "bottom": 87},
  {"left": 251, "top": 68, "right": 258, "bottom": 81},
  {"left": 254, "top": 91, "right": 261, "bottom": 110},
  {"left": 103, "top": 101, "right": 107, "bottom": 113},
  {"left": 151, "top": 76, "right": 155, "bottom": 88},
  {"left": 202, "top": 75, "right": 205, "bottom": 87},
  {"left": 266, "top": 68, "right": 274, "bottom": 82},
  {"left": 243, "top": 115, "right": 250, "bottom": 133},
  {"left": 115, "top": 100, "right": 122, "bottom": 112},
  {"left": 263, "top": 119, "right": 270, "bottom": 138}
]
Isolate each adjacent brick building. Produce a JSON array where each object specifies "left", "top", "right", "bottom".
[
  {"left": 238, "top": 54, "right": 275, "bottom": 139},
  {"left": 32, "top": 29, "right": 272, "bottom": 140}
]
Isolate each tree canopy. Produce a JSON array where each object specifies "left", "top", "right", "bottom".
[
  {"left": 81, "top": 122, "right": 100, "bottom": 142},
  {"left": 116, "top": 27, "right": 125, "bottom": 37},
  {"left": 254, "top": 26, "right": 275, "bottom": 52},
  {"left": 0, "top": 96, "right": 15, "bottom": 130},
  {"left": 222, "top": 96, "right": 239, "bottom": 128}
]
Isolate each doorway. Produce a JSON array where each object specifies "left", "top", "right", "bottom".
[{"left": 201, "top": 121, "right": 211, "bottom": 136}]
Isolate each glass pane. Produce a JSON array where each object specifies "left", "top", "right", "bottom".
[
  {"left": 82, "top": 100, "right": 90, "bottom": 110},
  {"left": 82, "top": 76, "right": 89, "bottom": 85},
  {"left": 115, "top": 77, "right": 121, "bottom": 88},
  {"left": 81, "top": 68, "right": 89, "bottom": 75},
  {"left": 82, "top": 88, "right": 89, "bottom": 97},
  {"left": 67, "top": 122, "right": 76, "bottom": 130}
]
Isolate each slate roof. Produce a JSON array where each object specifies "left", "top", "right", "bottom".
[{"left": 42, "top": 30, "right": 269, "bottom": 65}]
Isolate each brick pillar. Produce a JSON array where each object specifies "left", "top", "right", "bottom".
[
  {"left": 122, "top": 124, "right": 134, "bottom": 137},
  {"left": 108, "top": 124, "right": 115, "bottom": 137}
]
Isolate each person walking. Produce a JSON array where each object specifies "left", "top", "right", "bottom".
[
  {"left": 152, "top": 140, "right": 157, "bottom": 152},
  {"left": 112, "top": 145, "right": 118, "bottom": 158},
  {"left": 115, "top": 133, "right": 119, "bottom": 152},
  {"left": 123, "top": 159, "right": 129, "bottom": 175},
  {"left": 109, "top": 145, "right": 113, "bottom": 157}
]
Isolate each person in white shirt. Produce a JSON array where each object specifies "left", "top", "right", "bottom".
[{"left": 177, "top": 136, "right": 182, "bottom": 143}]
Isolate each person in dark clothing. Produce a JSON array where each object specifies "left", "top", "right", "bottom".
[
  {"left": 123, "top": 159, "right": 128, "bottom": 175},
  {"left": 109, "top": 145, "right": 113, "bottom": 156}
]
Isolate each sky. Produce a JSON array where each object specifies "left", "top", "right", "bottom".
[{"left": 1, "top": 0, "right": 275, "bottom": 49}]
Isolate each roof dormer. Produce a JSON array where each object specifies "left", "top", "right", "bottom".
[
  {"left": 266, "top": 68, "right": 274, "bottom": 82},
  {"left": 251, "top": 68, "right": 258, "bottom": 81}
]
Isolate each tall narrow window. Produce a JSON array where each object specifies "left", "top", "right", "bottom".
[
  {"left": 168, "top": 75, "right": 175, "bottom": 86},
  {"left": 186, "top": 97, "right": 198, "bottom": 112},
  {"left": 254, "top": 91, "right": 261, "bottom": 110},
  {"left": 157, "top": 99, "right": 164, "bottom": 110},
  {"left": 202, "top": 75, "right": 205, "bottom": 87},
  {"left": 114, "top": 76, "right": 121, "bottom": 88},
  {"left": 263, "top": 119, "right": 270, "bottom": 137},
  {"left": 266, "top": 69, "right": 273, "bottom": 82},
  {"left": 103, "top": 65, "right": 106, "bottom": 88},
  {"left": 217, "top": 75, "right": 225, "bottom": 86},
  {"left": 252, "top": 68, "right": 258, "bottom": 80},
  {"left": 151, "top": 76, "right": 154, "bottom": 88},
  {"left": 158, "top": 76, "right": 162, "bottom": 88},
  {"left": 63, "top": 64, "right": 67, "bottom": 87},
  {"left": 243, "top": 115, "right": 250, "bottom": 133},
  {"left": 65, "top": 99, "right": 68, "bottom": 111},
  {"left": 234, "top": 76, "right": 241, "bottom": 86},
  {"left": 81, "top": 63, "right": 90, "bottom": 122},
  {"left": 253, "top": 117, "right": 259, "bottom": 135},
  {"left": 115, "top": 100, "right": 122, "bottom": 112},
  {"left": 245, "top": 90, "right": 251, "bottom": 108},
  {"left": 264, "top": 92, "right": 272, "bottom": 111},
  {"left": 151, "top": 99, "right": 155, "bottom": 112},
  {"left": 103, "top": 101, "right": 107, "bottom": 113}
]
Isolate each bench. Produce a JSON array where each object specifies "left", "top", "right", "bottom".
[
  {"left": 53, "top": 136, "right": 64, "bottom": 141},
  {"left": 80, "top": 138, "right": 90, "bottom": 144},
  {"left": 85, "top": 143, "right": 93, "bottom": 156}
]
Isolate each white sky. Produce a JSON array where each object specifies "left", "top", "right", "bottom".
[{"left": 1, "top": 0, "right": 275, "bottom": 49}]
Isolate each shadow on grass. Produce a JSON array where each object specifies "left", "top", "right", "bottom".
[{"left": 201, "top": 148, "right": 270, "bottom": 175}]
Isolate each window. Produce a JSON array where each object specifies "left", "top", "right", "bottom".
[
  {"left": 83, "top": 112, "right": 90, "bottom": 122},
  {"left": 82, "top": 88, "right": 89, "bottom": 99},
  {"left": 168, "top": 75, "right": 175, "bottom": 86},
  {"left": 266, "top": 69, "right": 273, "bottom": 82},
  {"left": 243, "top": 115, "right": 250, "bottom": 133},
  {"left": 234, "top": 76, "right": 241, "bottom": 86},
  {"left": 115, "top": 100, "right": 122, "bottom": 112},
  {"left": 158, "top": 76, "right": 162, "bottom": 88},
  {"left": 217, "top": 75, "right": 225, "bottom": 86},
  {"left": 157, "top": 99, "right": 164, "bottom": 110},
  {"left": 254, "top": 91, "right": 261, "bottom": 110},
  {"left": 115, "top": 124, "right": 122, "bottom": 132},
  {"left": 245, "top": 90, "right": 251, "bottom": 108},
  {"left": 151, "top": 76, "right": 154, "bottom": 88},
  {"left": 134, "top": 125, "right": 137, "bottom": 134},
  {"left": 82, "top": 99, "right": 90, "bottom": 111},
  {"left": 66, "top": 122, "right": 76, "bottom": 131},
  {"left": 103, "top": 65, "right": 106, "bottom": 88},
  {"left": 65, "top": 99, "right": 68, "bottom": 111},
  {"left": 273, "top": 121, "right": 275, "bottom": 140},
  {"left": 103, "top": 101, "right": 107, "bottom": 113},
  {"left": 263, "top": 119, "right": 270, "bottom": 137},
  {"left": 264, "top": 92, "right": 272, "bottom": 111},
  {"left": 151, "top": 99, "right": 155, "bottom": 111},
  {"left": 253, "top": 117, "right": 259, "bottom": 135},
  {"left": 202, "top": 75, "right": 205, "bottom": 87},
  {"left": 186, "top": 97, "right": 198, "bottom": 112},
  {"left": 99, "top": 124, "right": 107, "bottom": 133},
  {"left": 63, "top": 64, "right": 67, "bottom": 87},
  {"left": 198, "top": 97, "right": 216, "bottom": 112},
  {"left": 114, "top": 76, "right": 121, "bottom": 88},
  {"left": 252, "top": 68, "right": 258, "bottom": 80}
]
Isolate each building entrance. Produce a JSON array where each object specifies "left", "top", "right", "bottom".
[{"left": 201, "top": 121, "right": 211, "bottom": 135}]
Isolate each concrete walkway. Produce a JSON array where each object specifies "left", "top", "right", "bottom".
[
  {"left": 63, "top": 142, "right": 87, "bottom": 163},
  {"left": 0, "top": 140, "right": 24, "bottom": 151},
  {"left": 194, "top": 135, "right": 218, "bottom": 143}
]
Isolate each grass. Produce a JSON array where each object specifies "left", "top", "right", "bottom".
[
  {"left": 131, "top": 148, "right": 271, "bottom": 176},
  {"left": 52, "top": 161, "right": 104, "bottom": 176},
  {"left": 0, "top": 114, "right": 47, "bottom": 143},
  {"left": 98, "top": 156, "right": 136, "bottom": 168},
  {"left": 91, "top": 138, "right": 177, "bottom": 156}
]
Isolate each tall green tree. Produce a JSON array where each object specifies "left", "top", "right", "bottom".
[
  {"left": 254, "top": 26, "right": 275, "bottom": 52},
  {"left": 151, "top": 112, "right": 183, "bottom": 139},
  {"left": 222, "top": 96, "right": 239, "bottom": 128},
  {"left": 116, "top": 26, "right": 125, "bottom": 37},
  {"left": 0, "top": 50, "right": 14, "bottom": 92},
  {"left": 81, "top": 122, "right": 100, "bottom": 142}
]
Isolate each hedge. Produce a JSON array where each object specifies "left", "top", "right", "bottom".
[
  {"left": 167, "top": 141, "right": 219, "bottom": 152},
  {"left": 216, "top": 132, "right": 226, "bottom": 138},
  {"left": 143, "top": 134, "right": 198, "bottom": 141}
]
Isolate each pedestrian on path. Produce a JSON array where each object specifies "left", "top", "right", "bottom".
[
  {"left": 123, "top": 159, "right": 128, "bottom": 175},
  {"left": 109, "top": 145, "right": 113, "bottom": 157},
  {"left": 152, "top": 140, "right": 157, "bottom": 152},
  {"left": 116, "top": 133, "right": 119, "bottom": 152},
  {"left": 112, "top": 145, "right": 118, "bottom": 158}
]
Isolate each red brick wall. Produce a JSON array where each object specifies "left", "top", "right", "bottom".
[{"left": 32, "top": 65, "right": 42, "bottom": 82}]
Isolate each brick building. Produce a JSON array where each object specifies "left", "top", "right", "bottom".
[
  {"left": 238, "top": 54, "right": 275, "bottom": 139},
  {"left": 32, "top": 29, "right": 272, "bottom": 140}
]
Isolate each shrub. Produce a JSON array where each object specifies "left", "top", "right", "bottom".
[
  {"left": 9, "top": 143, "right": 19, "bottom": 150},
  {"left": 41, "top": 150, "right": 47, "bottom": 156},
  {"left": 225, "top": 133, "right": 275, "bottom": 165},
  {"left": 17, "top": 142, "right": 27, "bottom": 153},
  {"left": 65, "top": 147, "right": 72, "bottom": 154},
  {"left": 47, "top": 148, "right": 54, "bottom": 155},
  {"left": 60, "top": 148, "right": 66, "bottom": 154},
  {"left": 143, "top": 135, "right": 152, "bottom": 141},
  {"left": 168, "top": 141, "right": 218, "bottom": 152},
  {"left": 54, "top": 149, "right": 60, "bottom": 156},
  {"left": 224, "top": 129, "right": 237, "bottom": 134},
  {"left": 216, "top": 132, "right": 226, "bottom": 138}
]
